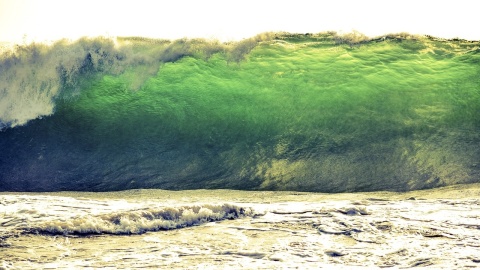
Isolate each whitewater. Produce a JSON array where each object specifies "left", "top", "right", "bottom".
[{"left": 1, "top": 186, "right": 480, "bottom": 269}]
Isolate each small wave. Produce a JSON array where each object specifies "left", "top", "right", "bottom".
[{"left": 23, "top": 204, "right": 252, "bottom": 235}]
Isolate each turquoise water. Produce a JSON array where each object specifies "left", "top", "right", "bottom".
[{"left": 1, "top": 33, "right": 479, "bottom": 192}]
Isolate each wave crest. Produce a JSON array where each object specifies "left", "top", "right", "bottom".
[
  {"left": 24, "top": 204, "right": 252, "bottom": 235},
  {"left": 0, "top": 34, "right": 274, "bottom": 129}
]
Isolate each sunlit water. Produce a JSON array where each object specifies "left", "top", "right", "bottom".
[
  {"left": 2, "top": 186, "right": 480, "bottom": 269},
  {"left": 2, "top": 35, "right": 480, "bottom": 193}
]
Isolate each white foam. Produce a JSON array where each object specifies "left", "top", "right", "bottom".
[
  {"left": 0, "top": 194, "right": 252, "bottom": 236},
  {"left": 0, "top": 38, "right": 125, "bottom": 128},
  {"left": 32, "top": 204, "right": 251, "bottom": 235}
]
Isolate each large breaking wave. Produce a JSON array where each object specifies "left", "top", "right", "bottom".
[{"left": 1, "top": 32, "right": 479, "bottom": 192}]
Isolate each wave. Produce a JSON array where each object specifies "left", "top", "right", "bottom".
[
  {"left": 0, "top": 34, "right": 273, "bottom": 129},
  {"left": 1, "top": 32, "right": 479, "bottom": 192},
  {"left": 0, "top": 37, "right": 119, "bottom": 128},
  {"left": 22, "top": 204, "right": 252, "bottom": 236}
]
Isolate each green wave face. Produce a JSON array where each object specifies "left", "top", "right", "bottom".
[{"left": 1, "top": 34, "right": 479, "bottom": 192}]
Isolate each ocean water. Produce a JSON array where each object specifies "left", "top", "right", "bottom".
[
  {"left": 1, "top": 187, "right": 480, "bottom": 269},
  {"left": 1, "top": 33, "right": 480, "bottom": 268},
  {"left": 1, "top": 33, "right": 479, "bottom": 192}
]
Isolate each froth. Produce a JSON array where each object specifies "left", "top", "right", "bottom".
[
  {"left": 26, "top": 204, "right": 252, "bottom": 235},
  {"left": 0, "top": 38, "right": 124, "bottom": 128}
]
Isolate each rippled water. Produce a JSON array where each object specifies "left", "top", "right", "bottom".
[{"left": 2, "top": 35, "right": 479, "bottom": 193}]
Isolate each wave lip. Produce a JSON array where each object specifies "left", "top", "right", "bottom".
[{"left": 24, "top": 204, "right": 252, "bottom": 236}]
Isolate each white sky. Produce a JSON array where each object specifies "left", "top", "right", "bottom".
[{"left": 0, "top": 0, "right": 478, "bottom": 44}]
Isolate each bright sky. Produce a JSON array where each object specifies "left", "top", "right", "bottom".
[{"left": 0, "top": 0, "right": 478, "bottom": 44}]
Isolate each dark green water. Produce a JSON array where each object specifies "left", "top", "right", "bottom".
[{"left": 1, "top": 33, "right": 479, "bottom": 192}]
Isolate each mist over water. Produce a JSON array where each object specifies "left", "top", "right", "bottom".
[{"left": 1, "top": 32, "right": 479, "bottom": 192}]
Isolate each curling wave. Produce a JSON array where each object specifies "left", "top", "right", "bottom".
[{"left": 1, "top": 32, "right": 479, "bottom": 192}]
